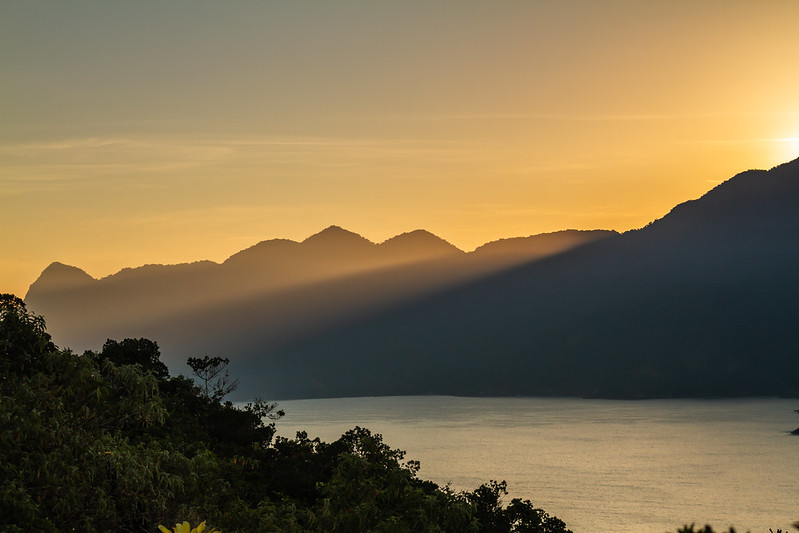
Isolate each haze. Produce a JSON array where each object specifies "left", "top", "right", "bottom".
[{"left": 3, "top": 1, "right": 799, "bottom": 297}]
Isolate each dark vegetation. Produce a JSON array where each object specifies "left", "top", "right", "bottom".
[
  {"left": 1, "top": 294, "right": 573, "bottom": 532},
  {"left": 673, "top": 526, "right": 799, "bottom": 533}
]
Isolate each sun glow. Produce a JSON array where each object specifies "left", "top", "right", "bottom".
[{"left": 775, "top": 137, "right": 799, "bottom": 164}]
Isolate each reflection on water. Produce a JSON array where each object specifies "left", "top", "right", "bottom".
[{"left": 272, "top": 396, "right": 799, "bottom": 533}]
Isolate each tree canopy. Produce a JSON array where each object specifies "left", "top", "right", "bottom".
[{"left": 187, "top": 355, "right": 238, "bottom": 401}]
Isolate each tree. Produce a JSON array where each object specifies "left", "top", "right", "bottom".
[
  {"left": 0, "top": 293, "right": 55, "bottom": 379},
  {"left": 98, "top": 337, "right": 169, "bottom": 381},
  {"left": 465, "top": 480, "right": 572, "bottom": 533},
  {"left": 187, "top": 356, "right": 239, "bottom": 401},
  {"left": 0, "top": 297, "right": 185, "bottom": 532}
]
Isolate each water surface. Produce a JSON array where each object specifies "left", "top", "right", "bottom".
[{"left": 273, "top": 396, "right": 798, "bottom": 532}]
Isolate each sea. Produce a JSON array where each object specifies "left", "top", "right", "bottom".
[{"left": 271, "top": 396, "right": 798, "bottom": 533}]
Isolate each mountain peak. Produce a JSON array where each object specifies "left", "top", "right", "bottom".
[
  {"left": 645, "top": 156, "right": 799, "bottom": 233},
  {"left": 26, "top": 262, "right": 95, "bottom": 298},
  {"left": 379, "top": 230, "right": 464, "bottom": 259},
  {"left": 302, "top": 226, "right": 374, "bottom": 248}
]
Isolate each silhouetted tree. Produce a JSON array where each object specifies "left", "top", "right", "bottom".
[
  {"left": 0, "top": 293, "right": 55, "bottom": 378},
  {"left": 465, "top": 479, "right": 571, "bottom": 533},
  {"left": 98, "top": 337, "right": 169, "bottom": 380},
  {"left": 187, "top": 355, "right": 238, "bottom": 401},
  {"left": 673, "top": 523, "right": 799, "bottom": 532}
]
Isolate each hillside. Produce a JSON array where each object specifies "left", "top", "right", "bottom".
[{"left": 239, "top": 159, "right": 799, "bottom": 399}]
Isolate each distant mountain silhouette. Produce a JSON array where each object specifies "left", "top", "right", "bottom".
[
  {"left": 378, "top": 230, "right": 464, "bottom": 263},
  {"left": 236, "top": 158, "right": 799, "bottom": 399},
  {"left": 27, "top": 262, "right": 95, "bottom": 293},
  {"left": 302, "top": 225, "right": 373, "bottom": 249},
  {"left": 472, "top": 229, "right": 616, "bottom": 259},
  {"left": 25, "top": 225, "right": 609, "bottom": 364},
  {"left": 24, "top": 158, "right": 799, "bottom": 400},
  {"left": 223, "top": 238, "right": 300, "bottom": 268}
]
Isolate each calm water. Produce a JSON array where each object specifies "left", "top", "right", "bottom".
[{"left": 272, "top": 396, "right": 799, "bottom": 533}]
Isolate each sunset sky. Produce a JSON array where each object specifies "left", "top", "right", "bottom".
[{"left": 3, "top": 1, "right": 799, "bottom": 297}]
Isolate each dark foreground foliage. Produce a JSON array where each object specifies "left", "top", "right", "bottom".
[
  {"left": 0, "top": 294, "right": 571, "bottom": 532},
  {"left": 673, "top": 525, "right": 799, "bottom": 533}
]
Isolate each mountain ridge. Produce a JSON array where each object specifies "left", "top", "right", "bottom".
[
  {"left": 23, "top": 157, "right": 799, "bottom": 400},
  {"left": 29, "top": 228, "right": 612, "bottom": 289},
  {"left": 252, "top": 157, "right": 799, "bottom": 399},
  {"left": 24, "top": 225, "right": 616, "bottom": 366}
]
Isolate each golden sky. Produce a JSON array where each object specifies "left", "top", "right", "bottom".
[{"left": 3, "top": 1, "right": 799, "bottom": 297}]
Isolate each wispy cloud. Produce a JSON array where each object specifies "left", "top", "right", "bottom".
[
  {"left": 347, "top": 110, "right": 799, "bottom": 123},
  {"left": 0, "top": 132, "right": 552, "bottom": 194},
  {"left": 0, "top": 134, "right": 459, "bottom": 197}
]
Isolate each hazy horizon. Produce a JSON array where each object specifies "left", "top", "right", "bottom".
[{"left": 4, "top": 1, "right": 799, "bottom": 296}]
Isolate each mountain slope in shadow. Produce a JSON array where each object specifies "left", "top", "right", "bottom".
[{"left": 243, "top": 158, "right": 799, "bottom": 399}]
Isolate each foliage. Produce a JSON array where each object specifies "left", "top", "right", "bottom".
[
  {"left": 158, "top": 521, "right": 220, "bottom": 533},
  {"left": 673, "top": 521, "right": 799, "bottom": 532},
  {"left": 0, "top": 296, "right": 180, "bottom": 531},
  {"left": 99, "top": 337, "right": 170, "bottom": 380},
  {"left": 0, "top": 293, "right": 55, "bottom": 378},
  {"left": 0, "top": 292, "right": 573, "bottom": 531},
  {"left": 309, "top": 427, "right": 475, "bottom": 532},
  {"left": 465, "top": 480, "right": 571, "bottom": 533},
  {"left": 187, "top": 355, "right": 238, "bottom": 401},
  {"left": 675, "top": 526, "right": 739, "bottom": 533}
]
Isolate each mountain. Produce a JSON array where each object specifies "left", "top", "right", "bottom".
[
  {"left": 27, "top": 262, "right": 95, "bottom": 293},
  {"left": 302, "top": 225, "right": 374, "bottom": 250},
  {"left": 24, "top": 158, "right": 799, "bottom": 400},
  {"left": 24, "top": 225, "right": 608, "bottom": 363},
  {"left": 237, "top": 159, "right": 799, "bottom": 399},
  {"left": 377, "top": 230, "right": 464, "bottom": 263},
  {"left": 472, "top": 229, "right": 616, "bottom": 259}
]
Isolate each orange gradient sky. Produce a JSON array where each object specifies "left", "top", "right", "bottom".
[{"left": 3, "top": 1, "right": 799, "bottom": 297}]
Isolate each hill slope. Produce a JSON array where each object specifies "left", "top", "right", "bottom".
[{"left": 243, "top": 159, "right": 799, "bottom": 399}]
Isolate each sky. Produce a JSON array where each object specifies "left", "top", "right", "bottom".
[{"left": 3, "top": 0, "right": 799, "bottom": 297}]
